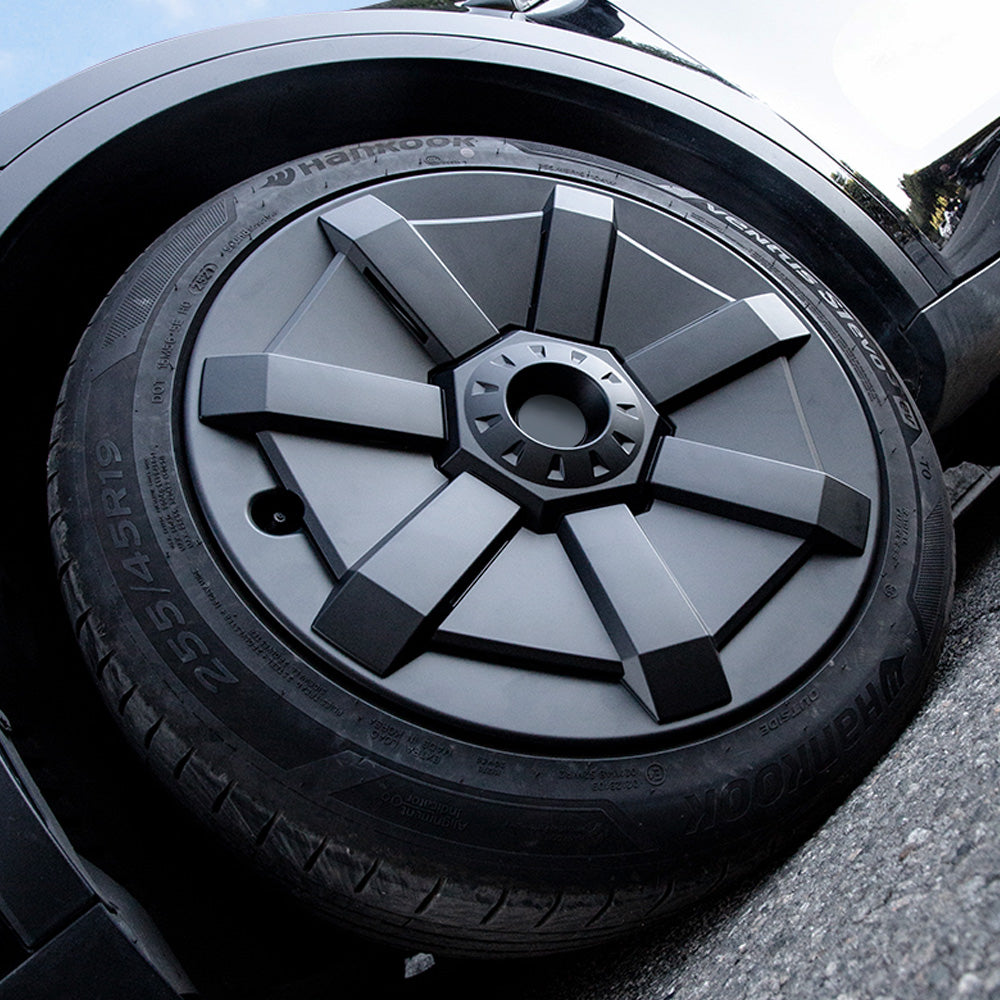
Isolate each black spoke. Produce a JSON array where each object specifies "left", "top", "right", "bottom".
[
  {"left": 319, "top": 195, "right": 498, "bottom": 362},
  {"left": 199, "top": 353, "right": 444, "bottom": 447},
  {"left": 530, "top": 184, "right": 617, "bottom": 342},
  {"left": 650, "top": 437, "right": 871, "bottom": 554},
  {"left": 558, "top": 505, "right": 731, "bottom": 723},
  {"left": 313, "top": 474, "right": 520, "bottom": 677},
  {"left": 625, "top": 293, "right": 810, "bottom": 408}
]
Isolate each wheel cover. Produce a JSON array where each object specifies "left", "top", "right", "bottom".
[{"left": 185, "top": 155, "right": 881, "bottom": 743}]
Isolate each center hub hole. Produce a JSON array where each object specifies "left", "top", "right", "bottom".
[
  {"left": 507, "top": 363, "right": 610, "bottom": 448},
  {"left": 516, "top": 395, "right": 588, "bottom": 448}
]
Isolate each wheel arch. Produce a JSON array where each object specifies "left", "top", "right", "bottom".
[{"left": 1, "top": 12, "right": 937, "bottom": 435}]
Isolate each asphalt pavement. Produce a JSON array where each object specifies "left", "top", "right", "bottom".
[{"left": 387, "top": 475, "right": 1000, "bottom": 1000}]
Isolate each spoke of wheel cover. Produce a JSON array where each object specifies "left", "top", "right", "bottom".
[
  {"left": 650, "top": 437, "right": 871, "bottom": 554},
  {"left": 319, "top": 196, "right": 498, "bottom": 363},
  {"left": 199, "top": 353, "right": 444, "bottom": 447},
  {"left": 313, "top": 474, "right": 520, "bottom": 677},
  {"left": 530, "top": 184, "right": 617, "bottom": 342},
  {"left": 558, "top": 506, "right": 731, "bottom": 723},
  {"left": 625, "top": 293, "right": 810, "bottom": 408}
]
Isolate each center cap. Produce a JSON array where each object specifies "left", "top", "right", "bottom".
[
  {"left": 466, "top": 338, "right": 645, "bottom": 486},
  {"left": 435, "top": 331, "right": 662, "bottom": 529}
]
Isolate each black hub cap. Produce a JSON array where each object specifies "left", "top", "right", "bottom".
[
  {"left": 188, "top": 152, "right": 880, "bottom": 743},
  {"left": 435, "top": 331, "right": 660, "bottom": 528}
]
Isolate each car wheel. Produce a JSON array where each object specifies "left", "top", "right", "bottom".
[{"left": 48, "top": 136, "right": 952, "bottom": 957}]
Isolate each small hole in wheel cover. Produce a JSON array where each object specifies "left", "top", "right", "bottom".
[{"left": 249, "top": 488, "right": 305, "bottom": 536}]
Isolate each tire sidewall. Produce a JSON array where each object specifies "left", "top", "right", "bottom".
[{"left": 54, "top": 137, "right": 952, "bottom": 888}]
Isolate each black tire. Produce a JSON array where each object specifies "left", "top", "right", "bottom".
[{"left": 49, "top": 137, "right": 952, "bottom": 957}]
